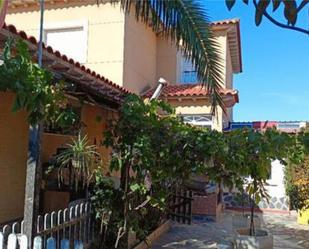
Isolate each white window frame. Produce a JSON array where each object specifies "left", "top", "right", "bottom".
[
  {"left": 181, "top": 114, "right": 214, "bottom": 129},
  {"left": 43, "top": 19, "right": 88, "bottom": 63}
]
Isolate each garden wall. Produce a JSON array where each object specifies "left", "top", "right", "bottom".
[
  {"left": 0, "top": 92, "right": 28, "bottom": 223},
  {"left": 223, "top": 160, "right": 289, "bottom": 212}
]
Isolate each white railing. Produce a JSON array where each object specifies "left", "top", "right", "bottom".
[{"left": 0, "top": 201, "right": 93, "bottom": 249}]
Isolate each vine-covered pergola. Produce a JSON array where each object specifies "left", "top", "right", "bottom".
[{"left": 0, "top": 24, "right": 130, "bottom": 245}]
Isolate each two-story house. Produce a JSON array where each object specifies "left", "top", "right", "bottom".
[
  {"left": 7, "top": 0, "right": 242, "bottom": 131},
  {"left": 0, "top": 0, "right": 242, "bottom": 223}
]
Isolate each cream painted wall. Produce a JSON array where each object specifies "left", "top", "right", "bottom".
[
  {"left": 0, "top": 92, "right": 28, "bottom": 223},
  {"left": 41, "top": 102, "right": 114, "bottom": 172},
  {"left": 81, "top": 103, "right": 112, "bottom": 172},
  {"left": 224, "top": 41, "right": 235, "bottom": 124},
  {"left": 156, "top": 36, "right": 178, "bottom": 84},
  {"left": 213, "top": 31, "right": 228, "bottom": 88},
  {"left": 222, "top": 108, "right": 233, "bottom": 129},
  {"left": 167, "top": 98, "right": 223, "bottom": 131},
  {"left": 225, "top": 40, "right": 234, "bottom": 90},
  {"left": 122, "top": 13, "right": 157, "bottom": 94},
  {"left": 41, "top": 102, "right": 115, "bottom": 212},
  {"left": 7, "top": 2, "right": 236, "bottom": 128},
  {"left": 163, "top": 30, "right": 232, "bottom": 130},
  {"left": 41, "top": 133, "right": 74, "bottom": 164},
  {"left": 214, "top": 30, "right": 234, "bottom": 124},
  {"left": 7, "top": 2, "right": 126, "bottom": 86}
]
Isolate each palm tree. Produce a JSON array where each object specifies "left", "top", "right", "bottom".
[{"left": 107, "top": 0, "right": 225, "bottom": 110}]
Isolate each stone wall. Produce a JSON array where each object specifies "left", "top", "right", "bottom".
[
  {"left": 223, "top": 192, "right": 289, "bottom": 211},
  {"left": 223, "top": 160, "right": 289, "bottom": 212}
]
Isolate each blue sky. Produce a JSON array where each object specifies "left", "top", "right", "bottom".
[{"left": 203, "top": 1, "right": 309, "bottom": 122}]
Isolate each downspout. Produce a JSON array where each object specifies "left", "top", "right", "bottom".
[{"left": 150, "top": 77, "right": 168, "bottom": 101}]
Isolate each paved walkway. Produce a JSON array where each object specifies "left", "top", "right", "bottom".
[{"left": 152, "top": 211, "right": 309, "bottom": 249}]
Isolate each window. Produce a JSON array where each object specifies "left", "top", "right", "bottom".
[
  {"left": 181, "top": 114, "right": 213, "bottom": 129},
  {"left": 44, "top": 20, "right": 88, "bottom": 63},
  {"left": 180, "top": 57, "right": 198, "bottom": 83}
]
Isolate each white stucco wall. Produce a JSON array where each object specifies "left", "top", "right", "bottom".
[
  {"left": 266, "top": 160, "right": 286, "bottom": 198},
  {"left": 223, "top": 159, "right": 289, "bottom": 211}
]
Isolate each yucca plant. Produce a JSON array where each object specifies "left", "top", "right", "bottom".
[
  {"left": 56, "top": 133, "right": 101, "bottom": 191},
  {"left": 105, "top": 0, "right": 225, "bottom": 110}
]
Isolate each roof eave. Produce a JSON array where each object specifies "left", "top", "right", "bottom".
[
  {"left": 0, "top": 23, "right": 131, "bottom": 108},
  {"left": 156, "top": 92, "right": 239, "bottom": 108},
  {"left": 211, "top": 19, "right": 242, "bottom": 74}
]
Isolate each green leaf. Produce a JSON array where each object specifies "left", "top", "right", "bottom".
[
  {"left": 272, "top": 0, "right": 281, "bottom": 12},
  {"left": 255, "top": 194, "right": 261, "bottom": 204},
  {"left": 255, "top": 0, "right": 270, "bottom": 26},
  {"left": 226, "top": 0, "right": 236, "bottom": 10},
  {"left": 283, "top": 0, "right": 297, "bottom": 25},
  {"left": 255, "top": 9, "right": 263, "bottom": 26},
  {"left": 11, "top": 98, "right": 21, "bottom": 112},
  {"left": 130, "top": 183, "right": 140, "bottom": 192}
]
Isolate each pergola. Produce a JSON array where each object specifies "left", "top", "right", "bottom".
[{"left": 0, "top": 22, "right": 131, "bottom": 244}]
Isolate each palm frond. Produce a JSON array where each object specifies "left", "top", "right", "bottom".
[{"left": 116, "top": 0, "right": 225, "bottom": 111}]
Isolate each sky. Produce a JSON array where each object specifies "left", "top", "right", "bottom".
[{"left": 203, "top": 1, "right": 309, "bottom": 122}]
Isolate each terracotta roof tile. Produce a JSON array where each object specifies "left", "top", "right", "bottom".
[
  {"left": 143, "top": 83, "right": 239, "bottom": 107},
  {"left": 210, "top": 19, "right": 240, "bottom": 26}
]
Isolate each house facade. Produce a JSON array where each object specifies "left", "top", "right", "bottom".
[
  {"left": 6, "top": 0, "right": 242, "bottom": 131},
  {"left": 0, "top": 22, "right": 129, "bottom": 223},
  {"left": 0, "top": 0, "right": 243, "bottom": 223}
]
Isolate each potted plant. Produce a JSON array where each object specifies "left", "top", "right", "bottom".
[
  {"left": 55, "top": 133, "right": 101, "bottom": 193},
  {"left": 233, "top": 130, "right": 274, "bottom": 249},
  {"left": 235, "top": 178, "right": 273, "bottom": 249},
  {"left": 231, "top": 190, "right": 261, "bottom": 230}
]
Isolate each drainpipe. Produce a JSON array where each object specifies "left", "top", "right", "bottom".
[{"left": 150, "top": 77, "right": 168, "bottom": 101}]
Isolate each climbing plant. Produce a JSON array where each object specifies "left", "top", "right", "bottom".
[
  {"left": 90, "top": 95, "right": 307, "bottom": 247},
  {"left": 226, "top": 0, "right": 309, "bottom": 35},
  {"left": 0, "top": 38, "right": 77, "bottom": 126},
  {"left": 229, "top": 128, "right": 302, "bottom": 236}
]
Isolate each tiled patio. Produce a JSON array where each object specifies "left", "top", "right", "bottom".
[{"left": 152, "top": 211, "right": 309, "bottom": 249}]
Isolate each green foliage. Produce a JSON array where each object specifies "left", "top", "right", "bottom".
[
  {"left": 91, "top": 170, "right": 126, "bottom": 248},
  {"left": 285, "top": 157, "right": 309, "bottom": 210},
  {"left": 225, "top": 128, "right": 302, "bottom": 235},
  {"left": 285, "top": 127, "right": 309, "bottom": 211},
  {"left": 0, "top": 38, "right": 77, "bottom": 126},
  {"left": 91, "top": 170, "right": 116, "bottom": 221},
  {"left": 55, "top": 133, "right": 101, "bottom": 191},
  {"left": 100, "top": 95, "right": 215, "bottom": 247},
  {"left": 226, "top": 0, "right": 309, "bottom": 35},
  {"left": 92, "top": 95, "right": 307, "bottom": 246}
]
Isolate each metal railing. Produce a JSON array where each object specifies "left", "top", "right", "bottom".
[{"left": 0, "top": 201, "right": 94, "bottom": 249}]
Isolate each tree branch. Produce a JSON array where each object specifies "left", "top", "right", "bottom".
[
  {"left": 253, "top": 0, "right": 309, "bottom": 35},
  {"left": 297, "top": 0, "right": 309, "bottom": 13}
]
